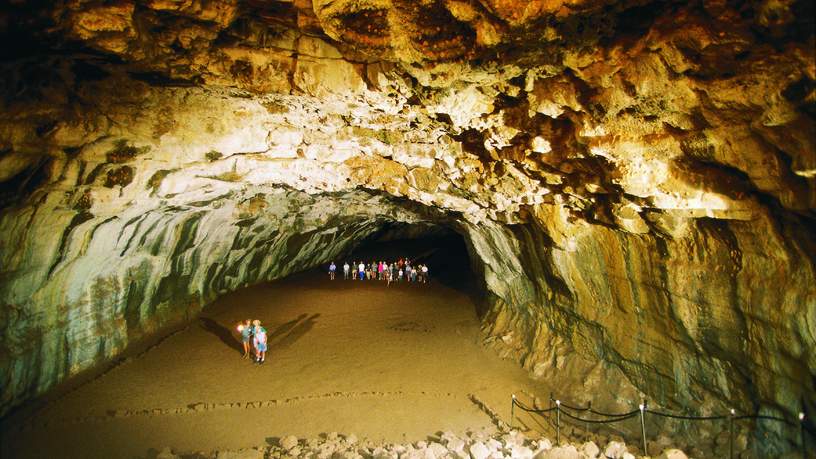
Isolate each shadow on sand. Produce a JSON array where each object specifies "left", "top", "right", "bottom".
[
  {"left": 269, "top": 313, "right": 320, "bottom": 348},
  {"left": 199, "top": 317, "right": 242, "bottom": 354}
]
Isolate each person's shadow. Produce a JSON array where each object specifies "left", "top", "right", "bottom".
[
  {"left": 268, "top": 313, "right": 320, "bottom": 348},
  {"left": 267, "top": 313, "right": 308, "bottom": 341},
  {"left": 274, "top": 314, "right": 320, "bottom": 348},
  {"left": 199, "top": 317, "right": 242, "bottom": 354}
]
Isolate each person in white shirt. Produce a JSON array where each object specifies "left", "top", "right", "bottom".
[
  {"left": 358, "top": 262, "right": 365, "bottom": 280},
  {"left": 343, "top": 262, "right": 350, "bottom": 280}
]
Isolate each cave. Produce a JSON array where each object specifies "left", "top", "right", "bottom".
[{"left": 0, "top": 1, "right": 814, "bottom": 458}]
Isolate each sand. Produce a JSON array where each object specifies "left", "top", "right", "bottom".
[{"left": 1, "top": 256, "right": 551, "bottom": 458}]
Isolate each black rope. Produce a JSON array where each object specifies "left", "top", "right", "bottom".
[
  {"left": 559, "top": 407, "right": 640, "bottom": 424},
  {"left": 557, "top": 401, "right": 590, "bottom": 412},
  {"left": 569, "top": 406, "right": 639, "bottom": 419},
  {"left": 518, "top": 396, "right": 803, "bottom": 430},
  {"left": 513, "top": 399, "right": 558, "bottom": 414},
  {"left": 552, "top": 399, "right": 638, "bottom": 418},
  {"left": 588, "top": 407, "right": 641, "bottom": 418},
  {"left": 646, "top": 409, "right": 727, "bottom": 421}
]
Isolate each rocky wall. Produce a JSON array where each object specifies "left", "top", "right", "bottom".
[
  {"left": 0, "top": 183, "right": 434, "bottom": 415},
  {"left": 461, "top": 205, "right": 815, "bottom": 454},
  {"left": 0, "top": 68, "right": 445, "bottom": 415}
]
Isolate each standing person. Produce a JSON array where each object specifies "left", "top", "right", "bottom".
[
  {"left": 391, "top": 262, "right": 397, "bottom": 282},
  {"left": 410, "top": 266, "right": 417, "bottom": 282},
  {"left": 398, "top": 267, "right": 404, "bottom": 282},
  {"left": 329, "top": 262, "right": 336, "bottom": 280},
  {"left": 386, "top": 265, "right": 392, "bottom": 286},
  {"left": 378, "top": 261, "right": 384, "bottom": 280},
  {"left": 343, "top": 261, "right": 350, "bottom": 280},
  {"left": 253, "top": 320, "right": 267, "bottom": 364},
  {"left": 405, "top": 264, "right": 412, "bottom": 282},
  {"left": 239, "top": 319, "right": 253, "bottom": 359},
  {"left": 358, "top": 261, "right": 365, "bottom": 280},
  {"left": 421, "top": 264, "right": 429, "bottom": 283}
]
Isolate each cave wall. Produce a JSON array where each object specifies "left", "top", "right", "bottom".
[
  {"left": 464, "top": 207, "right": 815, "bottom": 424},
  {"left": 0, "top": 67, "right": 441, "bottom": 413},
  {"left": 0, "top": 181, "right": 428, "bottom": 413},
  {"left": 0, "top": 1, "right": 814, "bottom": 451}
]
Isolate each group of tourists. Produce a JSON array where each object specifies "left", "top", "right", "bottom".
[
  {"left": 237, "top": 319, "right": 268, "bottom": 364},
  {"left": 328, "top": 259, "right": 429, "bottom": 285}
]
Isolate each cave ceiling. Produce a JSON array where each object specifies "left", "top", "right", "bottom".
[{"left": 0, "top": 0, "right": 812, "bottom": 231}]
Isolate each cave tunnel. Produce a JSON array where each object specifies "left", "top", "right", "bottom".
[{"left": 1, "top": 0, "right": 815, "bottom": 458}]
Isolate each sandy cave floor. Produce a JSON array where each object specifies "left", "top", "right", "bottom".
[{"left": 1, "top": 251, "right": 554, "bottom": 458}]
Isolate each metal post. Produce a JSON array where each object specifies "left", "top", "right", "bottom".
[
  {"left": 510, "top": 394, "right": 516, "bottom": 430},
  {"left": 556, "top": 399, "right": 561, "bottom": 445},
  {"left": 639, "top": 402, "right": 647, "bottom": 456},
  {"left": 729, "top": 408, "right": 735, "bottom": 459},
  {"left": 800, "top": 412, "right": 806, "bottom": 459}
]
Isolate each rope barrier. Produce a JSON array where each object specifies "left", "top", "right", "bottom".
[
  {"left": 555, "top": 399, "right": 640, "bottom": 419},
  {"left": 646, "top": 409, "right": 727, "bottom": 421},
  {"left": 512, "top": 398, "right": 558, "bottom": 414},
  {"left": 509, "top": 394, "right": 809, "bottom": 458},
  {"left": 556, "top": 401, "right": 590, "bottom": 412},
  {"left": 588, "top": 406, "right": 641, "bottom": 418},
  {"left": 558, "top": 407, "right": 640, "bottom": 424}
]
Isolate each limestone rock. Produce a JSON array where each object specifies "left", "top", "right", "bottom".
[
  {"left": 280, "top": 436, "right": 299, "bottom": 451},
  {"left": 657, "top": 449, "right": 688, "bottom": 459},
  {"left": 603, "top": 442, "right": 628, "bottom": 459},
  {"left": 535, "top": 445, "right": 582, "bottom": 459},
  {"left": 580, "top": 442, "right": 600, "bottom": 459},
  {"left": 469, "top": 441, "right": 490, "bottom": 459}
]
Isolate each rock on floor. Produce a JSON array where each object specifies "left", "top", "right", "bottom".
[{"left": 149, "top": 430, "right": 690, "bottom": 459}]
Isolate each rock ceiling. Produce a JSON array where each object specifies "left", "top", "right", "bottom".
[{"left": 2, "top": 0, "right": 812, "bottom": 226}]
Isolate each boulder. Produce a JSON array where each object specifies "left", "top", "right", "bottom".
[
  {"left": 469, "top": 441, "right": 491, "bottom": 459},
  {"left": 657, "top": 449, "right": 689, "bottom": 459},
  {"left": 603, "top": 441, "right": 628, "bottom": 459},
  {"left": 535, "top": 445, "right": 582, "bottom": 459},
  {"left": 280, "top": 435, "right": 299, "bottom": 451},
  {"left": 580, "top": 441, "right": 600, "bottom": 459}
]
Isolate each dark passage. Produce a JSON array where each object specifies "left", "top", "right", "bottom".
[{"left": 337, "top": 224, "right": 479, "bottom": 292}]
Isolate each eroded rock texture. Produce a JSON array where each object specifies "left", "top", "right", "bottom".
[{"left": 0, "top": 0, "right": 814, "bottom": 453}]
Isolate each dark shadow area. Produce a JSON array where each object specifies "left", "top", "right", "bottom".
[
  {"left": 272, "top": 313, "right": 320, "bottom": 348},
  {"left": 323, "top": 223, "right": 486, "bottom": 316},
  {"left": 199, "top": 317, "right": 242, "bottom": 354},
  {"left": 267, "top": 313, "right": 308, "bottom": 341},
  {"left": 265, "top": 436, "right": 280, "bottom": 447},
  {"left": 341, "top": 223, "right": 478, "bottom": 290}
]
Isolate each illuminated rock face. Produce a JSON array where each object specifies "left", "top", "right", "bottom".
[{"left": 0, "top": 0, "right": 813, "bottom": 449}]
